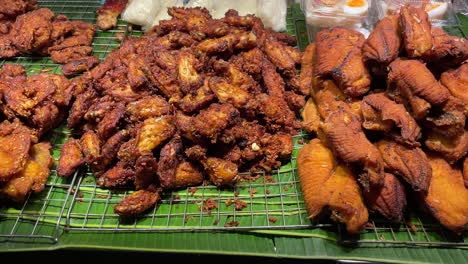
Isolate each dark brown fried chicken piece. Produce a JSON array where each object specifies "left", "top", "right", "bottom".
[
  {"left": 440, "top": 63, "right": 468, "bottom": 114},
  {"left": 0, "top": 120, "right": 31, "bottom": 183},
  {"left": 362, "top": 93, "right": 420, "bottom": 146},
  {"left": 0, "top": 142, "right": 53, "bottom": 202},
  {"left": 364, "top": 173, "right": 406, "bottom": 222},
  {"left": 61, "top": 56, "right": 100, "bottom": 77},
  {"left": 315, "top": 28, "right": 371, "bottom": 98},
  {"left": 203, "top": 157, "right": 239, "bottom": 187},
  {"left": 424, "top": 28, "right": 468, "bottom": 67},
  {"left": 424, "top": 96, "right": 465, "bottom": 138},
  {"left": 387, "top": 58, "right": 450, "bottom": 120},
  {"left": 97, "top": 161, "right": 135, "bottom": 188},
  {"left": 463, "top": 158, "right": 468, "bottom": 188},
  {"left": 425, "top": 131, "right": 468, "bottom": 164},
  {"left": 114, "top": 188, "right": 161, "bottom": 217},
  {"left": 399, "top": 4, "right": 432, "bottom": 57},
  {"left": 96, "top": 0, "right": 128, "bottom": 31},
  {"left": 321, "top": 109, "right": 384, "bottom": 190},
  {"left": 0, "top": 0, "right": 37, "bottom": 20},
  {"left": 197, "top": 31, "right": 257, "bottom": 55},
  {"left": 424, "top": 155, "right": 468, "bottom": 234},
  {"left": 134, "top": 155, "right": 158, "bottom": 190},
  {"left": 362, "top": 15, "right": 401, "bottom": 74},
  {"left": 191, "top": 103, "right": 240, "bottom": 143},
  {"left": 298, "top": 139, "right": 368, "bottom": 234},
  {"left": 57, "top": 139, "right": 84, "bottom": 177},
  {"left": 376, "top": 139, "right": 431, "bottom": 193},
  {"left": 11, "top": 8, "right": 54, "bottom": 54}
]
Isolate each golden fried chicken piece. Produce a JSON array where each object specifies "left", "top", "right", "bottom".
[
  {"left": 256, "top": 94, "right": 300, "bottom": 133},
  {"left": 67, "top": 88, "right": 98, "bottom": 128},
  {"left": 399, "top": 4, "right": 432, "bottom": 57},
  {"left": 177, "top": 50, "right": 203, "bottom": 93},
  {"left": 196, "top": 31, "right": 257, "bottom": 55},
  {"left": 364, "top": 173, "right": 407, "bottom": 222},
  {"left": 214, "top": 59, "right": 259, "bottom": 95},
  {"left": 285, "top": 91, "right": 306, "bottom": 113},
  {"left": 263, "top": 38, "right": 300, "bottom": 77},
  {"left": 299, "top": 43, "right": 315, "bottom": 96},
  {"left": 192, "top": 103, "right": 240, "bottom": 143},
  {"left": 425, "top": 96, "right": 465, "bottom": 138},
  {"left": 464, "top": 158, "right": 468, "bottom": 188},
  {"left": 376, "top": 139, "right": 431, "bottom": 193},
  {"left": 97, "top": 161, "right": 135, "bottom": 188},
  {"left": 80, "top": 130, "right": 101, "bottom": 166},
  {"left": 1, "top": 142, "right": 53, "bottom": 202},
  {"left": 315, "top": 28, "right": 371, "bottom": 98},
  {"left": 209, "top": 76, "right": 251, "bottom": 108},
  {"left": 387, "top": 59, "right": 450, "bottom": 119},
  {"left": 178, "top": 79, "right": 215, "bottom": 113},
  {"left": 136, "top": 115, "right": 176, "bottom": 155},
  {"left": 126, "top": 96, "right": 171, "bottom": 122},
  {"left": 297, "top": 138, "right": 368, "bottom": 234},
  {"left": 61, "top": 56, "right": 100, "bottom": 77},
  {"left": 114, "top": 188, "right": 161, "bottom": 217},
  {"left": 97, "top": 102, "right": 125, "bottom": 140},
  {"left": 424, "top": 155, "right": 468, "bottom": 233},
  {"left": 99, "top": 130, "right": 129, "bottom": 170},
  {"left": 0, "top": 0, "right": 37, "bottom": 20},
  {"left": 57, "top": 139, "right": 83, "bottom": 177},
  {"left": 229, "top": 48, "right": 264, "bottom": 79},
  {"left": 440, "top": 63, "right": 468, "bottom": 114},
  {"left": 362, "top": 93, "right": 421, "bottom": 146},
  {"left": 259, "top": 133, "right": 293, "bottom": 172},
  {"left": 203, "top": 157, "right": 239, "bottom": 187},
  {"left": 148, "top": 63, "right": 183, "bottom": 103},
  {"left": 321, "top": 107, "right": 384, "bottom": 190},
  {"left": 301, "top": 98, "right": 320, "bottom": 133},
  {"left": 261, "top": 58, "right": 286, "bottom": 97},
  {"left": 134, "top": 155, "right": 158, "bottom": 190},
  {"left": 425, "top": 28, "right": 468, "bottom": 67},
  {"left": 425, "top": 131, "right": 468, "bottom": 164},
  {"left": 362, "top": 15, "right": 401, "bottom": 73},
  {"left": 11, "top": 8, "right": 54, "bottom": 53},
  {"left": 96, "top": 0, "right": 128, "bottom": 31},
  {"left": 0, "top": 121, "right": 31, "bottom": 182}
]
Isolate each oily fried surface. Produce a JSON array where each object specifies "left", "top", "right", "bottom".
[
  {"left": 387, "top": 59, "right": 450, "bottom": 119},
  {"left": 297, "top": 139, "right": 368, "bottom": 234},
  {"left": 298, "top": 43, "right": 315, "bottom": 96},
  {"left": 0, "top": 120, "right": 31, "bottom": 182},
  {"left": 203, "top": 157, "right": 239, "bottom": 187},
  {"left": 364, "top": 173, "right": 406, "bottom": 222},
  {"left": 315, "top": 28, "right": 371, "bottom": 98},
  {"left": 0, "top": 0, "right": 37, "bottom": 20},
  {"left": 1, "top": 142, "right": 53, "bottom": 202},
  {"left": 425, "top": 28, "right": 468, "bottom": 67},
  {"left": 301, "top": 97, "right": 320, "bottom": 133},
  {"left": 464, "top": 158, "right": 468, "bottom": 188},
  {"left": 424, "top": 155, "right": 468, "bottom": 233},
  {"left": 400, "top": 4, "right": 432, "bottom": 57},
  {"left": 114, "top": 189, "right": 161, "bottom": 217},
  {"left": 363, "top": 15, "right": 401, "bottom": 67},
  {"left": 376, "top": 139, "right": 431, "bottom": 193},
  {"left": 57, "top": 139, "right": 83, "bottom": 177},
  {"left": 321, "top": 109, "right": 384, "bottom": 190},
  {"left": 362, "top": 93, "right": 420, "bottom": 146},
  {"left": 440, "top": 63, "right": 468, "bottom": 114},
  {"left": 425, "top": 131, "right": 468, "bottom": 164},
  {"left": 96, "top": 0, "right": 128, "bottom": 31}
]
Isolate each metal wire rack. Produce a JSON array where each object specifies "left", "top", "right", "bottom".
[{"left": 0, "top": 0, "right": 466, "bottom": 248}]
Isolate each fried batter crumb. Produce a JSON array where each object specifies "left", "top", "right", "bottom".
[
  {"left": 234, "top": 199, "right": 247, "bottom": 211},
  {"left": 268, "top": 217, "right": 277, "bottom": 223},
  {"left": 224, "top": 220, "right": 239, "bottom": 227}
]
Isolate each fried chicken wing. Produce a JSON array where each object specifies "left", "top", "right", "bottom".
[
  {"left": 424, "top": 155, "right": 468, "bottom": 233},
  {"left": 315, "top": 28, "right": 371, "bottom": 98},
  {"left": 321, "top": 109, "right": 384, "bottom": 190},
  {"left": 425, "top": 96, "right": 465, "bottom": 138},
  {"left": 96, "top": 0, "right": 128, "bottom": 31},
  {"left": 425, "top": 28, "right": 468, "bottom": 67},
  {"left": 80, "top": 130, "right": 101, "bottom": 165},
  {"left": 203, "top": 157, "right": 239, "bottom": 187},
  {"left": 362, "top": 93, "right": 421, "bottom": 146},
  {"left": 299, "top": 43, "right": 315, "bottom": 96},
  {"left": 97, "top": 161, "right": 135, "bottom": 188},
  {"left": 0, "top": 142, "right": 53, "bottom": 202},
  {"left": 263, "top": 38, "right": 299, "bottom": 77},
  {"left": 425, "top": 131, "right": 468, "bottom": 164},
  {"left": 301, "top": 97, "right": 320, "bottom": 133},
  {"left": 363, "top": 15, "right": 401, "bottom": 73},
  {"left": 114, "top": 188, "right": 161, "bottom": 217},
  {"left": 387, "top": 59, "right": 450, "bottom": 119},
  {"left": 256, "top": 94, "right": 300, "bottom": 133},
  {"left": 440, "top": 63, "right": 468, "bottom": 114},
  {"left": 192, "top": 103, "right": 240, "bottom": 143},
  {"left": 399, "top": 4, "right": 432, "bottom": 57},
  {"left": 11, "top": 8, "right": 54, "bottom": 53},
  {"left": 0, "top": 0, "right": 37, "bottom": 20},
  {"left": 57, "top": 139, "right": 84, "bottom": 177},
  {"left": 376, "top": 139, "right": 431, "bottom": 193},
  {"left": 297, "top": 138, "right": 368, "bottom": 234},
  {"left": 134, "top": 155, "right": 158, "bottom": 190},
  {"left": 97, "top": 102, "right": 125, "bottom": 140},
  {"left": 178, "top": 79, "right": 215, "bottom": 113},
  {"left": 126, "top": 96, "right": 171, "bottom": 122},
  {"left": 177, "top": 50, "right": 203, "bottom": 93},
  {"left": 196, "top": 31, "right": 257, "bottom": 55},
  {"left": 209, "top": 76, "right": 251, "bottom": 108},
  {"left": 61, "top": 56, "right": 100, "bottom": 77},
  {"left": 0, "top": 121, "right": 31, "bottom": 182},
  {"left": 157, "top": 135, "right": 183, "bottom": 189}
]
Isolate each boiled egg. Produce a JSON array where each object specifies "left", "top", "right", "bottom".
[
  {"left": 343, "top": 0, "right": 369, "bottom": 16},
  {"left": 425, "top": 1, "right": 448, "bottom": 20}
]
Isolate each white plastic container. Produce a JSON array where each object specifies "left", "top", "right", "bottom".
[
  {"left": 301, "top": 0, "right": 374, "bottom": 41},
  {"left": 374, "top": 0, "right": 459, "bottom": 27}
]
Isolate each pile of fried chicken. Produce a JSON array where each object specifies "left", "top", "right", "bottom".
[
  {"left": 0, "top": 0, "right": 98, "bottom": 76},
  {"left": 56, "top": 7, "right": 305, "bottom": 217},
  {"left": 0, "top": 64, "right": 74, "bottom": 202},
  {"left": 298, "top": 4, "right": 468, "bottom": 235}
]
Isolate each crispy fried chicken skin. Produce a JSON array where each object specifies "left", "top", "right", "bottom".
[
  {"left": 399, "top": 4, "right": 432, "bottom": 57},
  {"left": 114, "top": 188, "right": 161, "bottom": 217},
  {"left": 321, "top": 109, "right": 384, "bottom": 190},
  {"left": 299, "top": 43, "right": 315, "bottom": 96},
  {"left": 0, "top": 121, "right": 31, "bottom": 183},
  {"left": 57, "top": 139, "right": 83, "bottom": 177},
  {"left": 463, "top": 158, "right": 468, "bottom": 188},
  {"left": 301, "top": 97, "right": 320, "bottom": 133},
  {"left": 315, "top": 28, "right": 371, "bottom": 98},
  {"left": 363, "top": 15, "right": 401, "bottom": 68},
  {"left": 440, "top": 63, "right": 468, "bottom": 114},
  {"left": 0, "top": 0, "right": 37, "bottom": 20},
  {"left": 376, "top": 139, "right": 431, "bottom": 193},
  {"left": 425, "top": 131, "right": 468, "bottom": 164},
  {"left": 362, "top": 93, "right": 420, "bottom": 146},
  {"left": 425, "top": 28, "right": 468, "bottom": 67},
  {"left": 387, "top": 59, "right": 450, "bottom": 119},
  {"left": 297, "top": 139, "right": 368, "bottom": 234},
  {"left": 424, "top": 155, "right": 468, "bottom": 234},
  {"left": 364, "top": 173, "right": 406, "bottom": 222},
  {"left": 96, "top": 0, "right": 128, "bottom": 31}
]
